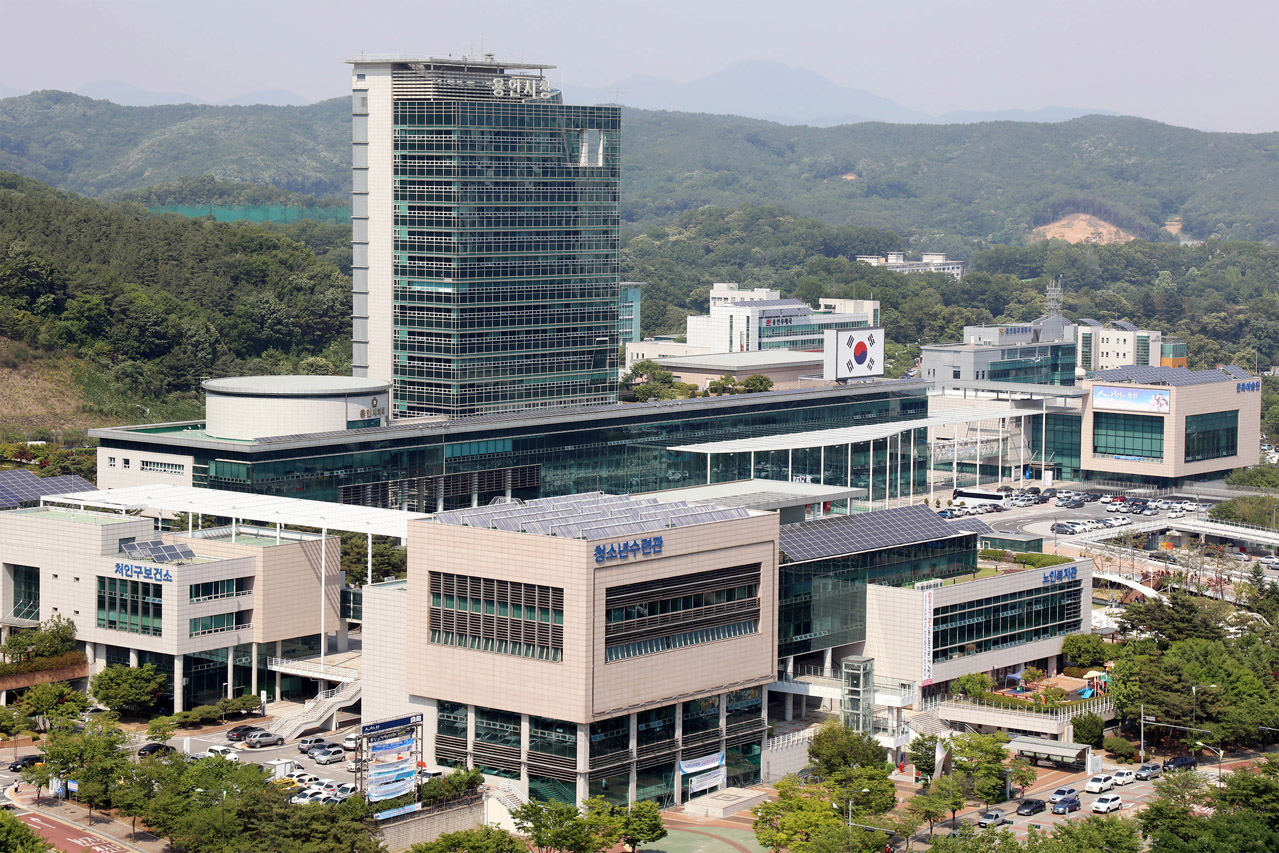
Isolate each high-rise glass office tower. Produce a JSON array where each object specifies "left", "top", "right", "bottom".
[{"left": 348, "top": 55, "right": 621, "bottom": 418}]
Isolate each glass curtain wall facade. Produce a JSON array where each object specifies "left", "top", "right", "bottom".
[
  {"left": 122, "top": 386, "right": 927, "bottom": 506},
  {"left": 931, "top": 580, "right": 1083, "bottom": 663},
  {"left": 388, "top": 66, "right": 620, "bottom": 417}
]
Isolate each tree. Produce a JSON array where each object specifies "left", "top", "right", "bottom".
[
  {"left": 1027, "top": 816, "right": 1142, "bottom": 853},
  {"left": 795, "top": 822, "right": 883, "bottom": 853},
  {"left": 1154, "top": 769, "right": 1210, "bottom": 808},
  {"left": 742, "top": 374, "right": 774, "bottom": 393},
  {"left": 929, "top": 775, "right": 968, "bottom": 827},
  {"left": 37, "top": 715, "right": 131, "bottom": 821},
  {"left": 808, "top": 719, "right": 886, "bottom": 777},
  {"left": 20, "top": 681, "right": 88, "bottom": 731},
  {"left": 512, "top": 799, "right": 608, "bottom": 853},
  {"left": 752, "top": 775, "right": 844, "bottom": 852},
  {"left": 954, "top": 673, "right": 994, "bottom": 697},
  {"left": 828, "top": 765, "right": 898, "bottom": 816},
  {"left": 1060, "top": 632, "right": 1108, "bottom": 668},
  {"left": 907, "top": 735, "right": 938, "bottom": 780},
  {"left": 1019, "top": 667, "right": 1045, "bottom": 690},
  {"left": 1008, "top": 759, "right": 1037, "bottom": 798},
  {"left": 950, "top": 732, "right": 1011, "bottom": 805},
  {"left": 617, "top": 800, "right": 666, "bottom": 852},
  {"left": 146, "top": 716, "right": 178, "bottom": 744},
  {"left": 906, "top": 792, "right": 948, "bottom": 834},
  {"left": 1072, "top": 712, "right": 1105, "bottom": 747},
  {"left": 0, "top": 809, "right": 51, "bottom": 853},
  {"left": 90, "top": 663, "right": 168, "bottom": 715},
  {"left": 411, "top": 826, "right": 526, "bottom": 853}
]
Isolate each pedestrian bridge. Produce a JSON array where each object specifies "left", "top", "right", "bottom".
[{"left": 1092, "top": 572, "right": 1167, "bottom": 602}]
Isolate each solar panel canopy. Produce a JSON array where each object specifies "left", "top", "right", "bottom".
[
  {"left": 121, "top": 540, "right": 197, "bottom": 563},
  {"left": 0, "top": 470, "right": 96, "bottom": 510},
  {"left": 779, "top": 504, "right": 973, "bottom": 563}
]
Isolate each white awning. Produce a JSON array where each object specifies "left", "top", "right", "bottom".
[
  {"left": 41, "top": 484, "right": 430, "bottom": 539},
  {"left": 1006, "top": 736, "right": 1089, "bottom": 760},
  {"left": 668, "top": 406, "right": 1026, "bottom": 455}
]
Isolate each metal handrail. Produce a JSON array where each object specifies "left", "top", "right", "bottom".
[
  {"left": 267, "top": 656, "right": 358, "bottom": 681},
  {"left": 922, "top": 694, "right": 1112, "bottom": 723}
]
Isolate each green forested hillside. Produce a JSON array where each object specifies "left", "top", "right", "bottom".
[
  {"left": 3, "top": 92, "right": 1279, "bottom": 245},
  {"left": 0, "top": 91, "right": 348, "bottom": 197},
  {"left": 628, "top": 204, "right": 1279, "bottom": 373},
  {"left": 0, "top": 173, "right": 351, "bottom": 422}
]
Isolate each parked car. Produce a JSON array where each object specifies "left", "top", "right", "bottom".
[
  {"left": 1141, "top": 507, "right": 1160, "bottom": 517},
  {"left": 312, "top": 746, "right": 346, "bottom": 766},
  {"left": 1112, "top": 769, "right": 1136, "bottom": 786},
  {"left": 1051, "top": 523, "right": 1076, "bottom": 534},
  {"left": 287, "top": 772, "right": 320, "bottom": 788},
  {"left": 226, "top": 725, "right": 264, "bottom": 742},
  {"left": 298, "top": 737, "right": 332, "bottom": 754},
  {"left": 1051, "top": 795, "right": 1082, "bottom": 815},
  {"left": 1105, "top": 502, "right": 1123, "bottom": 513},
  {"left": 1058, "top": 499, "right": 1085, "bottom": 509},
  {"left": 1048, "top": 787, "right": 1079, "bottom": 804},
  {"left": 1016, "top": 798, "right": 1046, "bottom": 816},
  {"left": 1135, "top": 762, "right": 1163, "bottom": 781},
  {"left": 1041, "top": 488, "right": 1057, "bottom": 498},
  {"left": 1092, "top": 794, "right": 1123, "bottom": 814},
  {"left": 1083, "top": 492, "right": 1102, "bottom": 502},
  {"left": 202, "top": 745, "right": 240, "bottom": 761},
  {"left": 1168, "top": 509, "right": 1186, "bottom": 519},
  {"left": 1026, "top": 487, "right": 1041, "bottom": 495},
  {"left": 137, "top": 742, "right": 175, "bottom": 757},
  {"left": 313, "top": 779, "right": 341, "bottom": 793},
  {"left": 977, "top": 809, "right": 1009, "bottom": 828},
  {"left": 1085, "top": 774, "right": 1115, "bottom": 793},
  {"left": 8, "top": 754, "right": 42, "bottom": 772},
  {"left": 342, "top": 734, "right": 360, "bottom": 751},
  {"left": 346, "top": 757, "right": 367, "bottom": 773},
  {"left": 1227, "top": 551, "right": 1253, "bottom": 562},
  {"left": 936, "top": 509, "right": 960, "bottom": 518},
  {"left": 244, "top": 731, "right": 284, "bottom": 748},
  {"left": 334, "top": 782, "right": 359, "bottom": 799},
  {"left": 272, "top": 778, "right": 302, "bottom": 793},
  {"left": 1167, "top": 755, "right": 1198, "bottom": 771},
  {"left": 1260, "top": 555, "right": 1279, "bottom": 567}
]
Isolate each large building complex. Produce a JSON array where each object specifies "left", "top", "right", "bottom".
[
  {"left": 348, "top": 55, "right": 621, "bottom": 418},
  {"left": 685, "top": 298, "right": 875, "bottom": 353},
  {"left": 363, "top": 493, "right": 777, "bottom": 806},
  {"left": 0, "top": 504, "right": 344, "bottom": 713}
]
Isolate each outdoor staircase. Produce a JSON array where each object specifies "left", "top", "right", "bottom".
[
  {"left": 274, "top": 680, "right": 363, "bottom": 741},
  {"left": 905, "top": 711, "right": 949, "bottom": 737},
  {"left": 496, "top": 781, "right": 530, "bottom": 813}
]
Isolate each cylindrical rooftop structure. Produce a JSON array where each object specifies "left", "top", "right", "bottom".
[{"left": 203, "top": 375, "right": 391, "bottom": 441}]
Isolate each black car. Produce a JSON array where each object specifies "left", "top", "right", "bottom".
[
  {"left": 8, "top": 754, "right": 42, "bottom": 772},
  {"left": 1027, "top": 486, "right": 1041, "bottom": 495},
  {"left": 1051, "top": 795, "right": 1082, "bottom": 814},
  {"left": 1167, "top": 755, "right": 1198, "bottom": 771},
  {"left": 1041, "top": 488, "right": 1057, "bottom": 498},
  {"left": 1083, "top": 492, "right": 1102, "bottom": 502},
  {"left": 1059, "top": 499, "right": 1085, "bottom": 509},
  {"left": 1016, "top": 798, "right": 1046, "bottom": 816},
  {"left": 226, "top": 725, "right": 264, "bottom": 742},
  {"left": 138, "top": 742, "right": 175, "bottom": 757},
  {"left": 1033, "top": 495, "right": 1050, "bottom": 504}
]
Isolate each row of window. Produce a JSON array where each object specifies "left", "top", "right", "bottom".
[
  {"left": 428, "top": 630, "right": 562, "bottom": 661},
  {"left": 604, "top": 620, "right": 759, "bottom": 662},
  {"left": 189, "top": 612, "right": 250, "bottom": 638},
  {"left": 97, "top": 577, "right": 162, "bottom": 636},
  {"left": 105, "top": 457, "right": 185, "bottom": 475},
  {"left": 606, "top": 584, "right": 757, "bottom": 625},
  {"left": 189, "top": 578, "right": 251, "bottom": 603}
]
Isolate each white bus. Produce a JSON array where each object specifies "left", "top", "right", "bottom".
[{"left": 951, "top": 488, "right": 1009, "bottom": 508}]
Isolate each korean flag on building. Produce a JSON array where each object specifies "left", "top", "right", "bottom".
[{"left": 824, "top": 328, "right": 885, "bottom": 380}]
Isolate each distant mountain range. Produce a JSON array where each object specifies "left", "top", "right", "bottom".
[
  {"left": 565, "top": 60, "right": 1119, "bottom": 126},
  {"left": 0, "top": 80, "right": 311, "bottom": 107},
  {"left": 2, "top": 60, "right": 1117, "bottom": 122}
]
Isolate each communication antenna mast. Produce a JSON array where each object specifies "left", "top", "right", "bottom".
[{"left": 1045, "top": 276, "right": 1063, "bottom": 316}]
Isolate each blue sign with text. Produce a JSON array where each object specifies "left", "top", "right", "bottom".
[
  {"left": 1042, "top": 565, "right": 1079, "bottom": 585},
  {"left": 114, "top": 563, "right": 172, "bottom": 582},
  {"left": 1237, "top": 381, "right": 1261, "bottom": 393},
  {"left": 595, "top": 536, "right": 663, "bottom": 564}
]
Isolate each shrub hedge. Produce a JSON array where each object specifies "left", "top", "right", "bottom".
[{"left": 0, "top": 650, "right": 86, "bottom": 679}]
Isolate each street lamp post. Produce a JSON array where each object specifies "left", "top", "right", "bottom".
[
  {"left": 1196, "top": 742, "right": 1224, "bottom": 788},
  {"left": 195, "top": 788, "right": 227, "bottom": 853}
]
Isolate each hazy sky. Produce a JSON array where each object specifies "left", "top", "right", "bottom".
[{"left": 3, "top": 0, "right": 1276, "bottom": 132}]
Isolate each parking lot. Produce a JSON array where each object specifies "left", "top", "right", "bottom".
[{"left": 174, "top": 721, "right": 364, "bottom": 791}]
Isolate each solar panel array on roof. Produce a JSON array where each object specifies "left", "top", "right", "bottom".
[
  {"left": 779, "top": 504, "right": 974, "bottom": 563},
  {"left": 0, "top": 470, "right": 98, "bottom": 510},
  {"left": 432, "top": 492, "right": 751, "bottom": 540},
  {"left": 1093, "top": 365, "right": 1242, "bottom": 387},
  {"left": 1110, "top": 320, "right": 1138, "bottom": 331},
  {"left": 1220, "top": 365, "right": 1252, "bottom": 380},
  {"left": 1077, "top": 318, "right": 1102, "bottom": 327},
  {"left": 121, "top": 540, "right": 197, "bottom": 564},
  {"left": 948, "top": 517, "right": 995, "bottom": 535}
]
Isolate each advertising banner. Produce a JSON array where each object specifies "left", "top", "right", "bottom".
[
  {"left": 368, "top": 778, "right": 416, "bottom": 802},
  {"left": 375, "top": 802, "right": 422, "bottom": 821},
  {"left": 680, "top": 750, "right": 725, "bottom": 775},
  {"left": 1092, "top": 385, "right": 1170, "bottom": 414},
  {"left": 690, "top": 767, "right": 726, "bottom": 793},
  {"left": 823, "top": 328, "right": 885, "bottom": 381},
  {"left": 370, "top": 737, "right": 414, "bottom": 754},
  {"left": 921, "top": 589, "right": 935, "bottom": 686},
  {"left": 371, "top": 758, "right": 415, "bottom": 779},
  {"left": 361, "top": 714, "right": 423, "bottom": 737}
]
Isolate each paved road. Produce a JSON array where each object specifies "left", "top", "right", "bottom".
[{"left": 15, "top": 807, "right": 138, "bottom": 853}]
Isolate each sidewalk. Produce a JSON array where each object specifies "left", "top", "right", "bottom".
[{"left": 7, "top": 783, "right": 169, "bottom": 853}]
